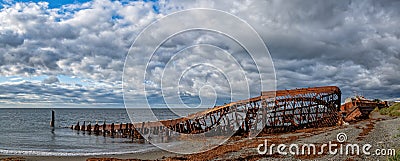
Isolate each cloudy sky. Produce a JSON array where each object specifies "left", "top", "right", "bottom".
[{"left": 0, "top": 0, "right": 399, "bottom": 108}]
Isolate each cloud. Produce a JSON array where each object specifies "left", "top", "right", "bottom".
[
  {"left": 0, "top": 30, "right": 24, "bottom": 47},
  {"left": 161, "top": 0, "right": 400, "bottom": 101},
  {"left": 0, "top": 80, "right": 123, "bottom": 105},
  {"left": 0, "top": 0, "right": 399, "bottom": 106},
  {"left": 42, "top": 76, "right": 59, "bottom": 84},
  {"left": 0, "top": 0, "right": 159, "bottom": 79}
]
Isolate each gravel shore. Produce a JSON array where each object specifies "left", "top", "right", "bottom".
[
  {"left": 215, "top": 111, "right": 400, "bottom": 161},
  {"left": 166, "top": 111, "right": 399, "bottom": 161}
]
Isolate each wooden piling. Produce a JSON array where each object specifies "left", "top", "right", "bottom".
[
  {"left": 81, "top": 121, "right": 86, "bottom": 131},
  {"left": 50, "top": 110, "right": 55, "bottom": 127},
  {"left": 111, "top": 123, "right": 115, "bottom": 134},
  {"left": 102, "top": 121, "right": 107, "bottom": 135},
  {"left": 87, "top": 123, "right": 92, "bottom": 133},
  {"left": 74, "top": 122, "right": 80, "bottom": 130},
  {"left": 94, "top": 123, "right": 99, "bottom": 135}
]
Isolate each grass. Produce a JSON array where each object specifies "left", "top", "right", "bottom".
[
  {"left": 380, "top": 103, "right": 400, "bottom": 117},
  {"left": 384, "top": 103, "right": 400, "bottom": 161},
  {"left": 396, "top": 127, "right": 400, "bottom": 138},
  {"left": 388, "top": 150, "right": 400, "bottom": 161}
]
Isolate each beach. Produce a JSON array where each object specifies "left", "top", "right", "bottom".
[{"left": 2, "top": 111, "right": 399, "bottom": 161}]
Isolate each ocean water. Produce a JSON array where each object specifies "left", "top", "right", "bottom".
[{"left": 0, "top": 108, "right": 201, "bottom": 156}]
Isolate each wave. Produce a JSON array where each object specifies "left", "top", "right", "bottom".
[{"left": 0, "top": 147, "right": 158, "bottom": 156}]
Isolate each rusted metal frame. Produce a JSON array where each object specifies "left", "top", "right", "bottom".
[{"left": 73, "top": 86, "right": 342, "bottom": 137}]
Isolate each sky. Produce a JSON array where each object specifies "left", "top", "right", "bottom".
[{"left": 0, "top": 0, "right": 399, "bottom": 108}]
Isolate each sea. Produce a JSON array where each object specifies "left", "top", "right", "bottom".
[{"left": 0, "top": 108, "right": 202, "bottom": 156}]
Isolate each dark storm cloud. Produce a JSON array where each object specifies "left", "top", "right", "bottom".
[
  {"left": 0, "top": 0, "right": 399, "bottom": 106},
  {"left": 165, "top": 0, "right": 400, "bottom": 101},
  {"left": 0, "top": 30, "right": 24, "bottom": 47},
  {"left": 227, "top": 0, "right": 400, "bottom": 100},
  {"left": 42, "top": 76, "right": 59, "bottom": 84}
]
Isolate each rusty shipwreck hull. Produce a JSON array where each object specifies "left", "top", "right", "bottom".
[
  {"left": 132, "top": 86, "right": 342, "bottom": 135},
  {"left": 71, "top": 86, "right": 342, "bottom": 139},
  {"left": 260, "top": 86, "right": 341, "bottom": 133},
  {"left": 341, "top": 96, "right": 388, "bottom": 122}
]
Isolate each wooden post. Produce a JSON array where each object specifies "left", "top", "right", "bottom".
[
  {"left": 125, "top": 123, "right": 129, "bottom": 134},
  {"left": 129, "top": 123, "right": 133, "bottom": 138},
  {"left": 141, "top": 122, "right": 145, "bottom": 134},
  {"left": 81, "top": 121, "right": 86, "bottom": 131},
  {"left": 111, "top": 123, "right": 115, "bottom": 133},
  {"left": 103, "top": 121, "right": 107, "bottom": 136},
  {"left": 87, "top": 122, "right": 92, "bottom": 133},
  {"left": 94, "top": 123, "right": 99, "bottom": 135},
  {"left": 50, "top": 110, "right": 55, "bottom": 127},
  {"left": 74, "top": 122, "right": 80, "bottom": 130}
]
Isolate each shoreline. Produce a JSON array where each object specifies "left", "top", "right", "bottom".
[
  {"left": 2, "top": 112, "right": 399, "bottom": 161},
  {"left": 0, "top": 148, "right": 158, "bottom": 157},
  {"left": 0, "top": 149, "right": 177, "bottom": 161}
]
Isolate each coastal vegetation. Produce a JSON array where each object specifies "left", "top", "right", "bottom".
[
  {"left": 388, "top": 150, "right": 400, "bottom": 161},
  {"left": 380, "top": 103, "right": 400, "bottom": 117}
]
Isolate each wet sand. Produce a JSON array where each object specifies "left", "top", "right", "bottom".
[{"left": 0, "top": 149, "right": 176, "bottom": 161}]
